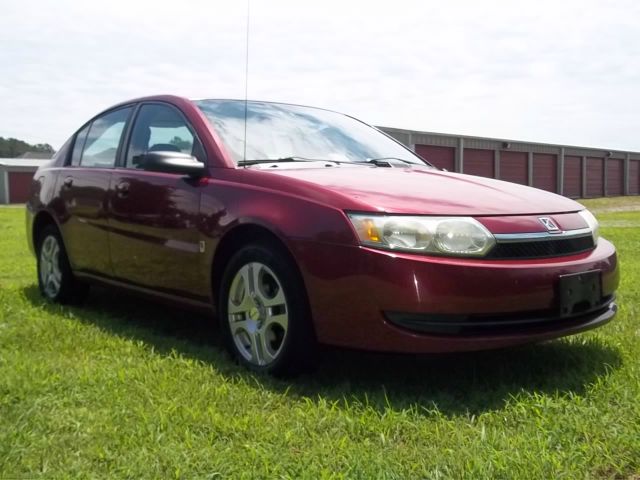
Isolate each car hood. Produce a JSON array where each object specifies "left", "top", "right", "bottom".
[{"left": 261, "top": 165, "right": 583, "bottom": 215}]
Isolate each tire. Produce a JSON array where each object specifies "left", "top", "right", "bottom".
[
  {"left": 36, "top": 224, "right": 89, "bottom": 304},
  {"left": 218, "top": 241, "right": 318, "bottom": 376}
]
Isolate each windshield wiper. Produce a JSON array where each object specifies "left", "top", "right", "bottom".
[
  {"left": 238, "top": 156, "right": 328, "bottom": 166},
  {"left": 364, "top": 157, "right": 419, "bottom": 167},
  {"left": 239, "top": 156, "right": 421, "bottom": 168}
]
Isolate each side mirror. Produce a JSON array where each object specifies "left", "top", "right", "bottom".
[{"left": 138, "top": 151, "right": 206, "bottom": 178}]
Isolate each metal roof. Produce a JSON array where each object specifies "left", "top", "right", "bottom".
[
  {"left": 17, "top": 152, "right": 53, "bottom": 159},
  {"left": 379, "top": 126, "right": 640, "bottom": 159},
  {"left": 0, "top": 158, "right": 50, "bottom": 167}
]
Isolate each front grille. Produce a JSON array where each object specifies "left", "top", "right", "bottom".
[{"left": 486, "top": 235, "right": 595, "bottom": 259}]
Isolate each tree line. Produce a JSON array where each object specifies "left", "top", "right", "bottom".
[{"left": 0, "top": 137, "right": 55, "bottom": 158}]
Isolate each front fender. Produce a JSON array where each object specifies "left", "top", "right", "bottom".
[
  {"left": 199, "top": 178, "right": 356, "bottom": 247},
  {"left": 197, "top": 178, "right": 357, "bottom": 303}
]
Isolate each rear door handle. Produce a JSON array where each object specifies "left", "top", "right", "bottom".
[
  {"left": 63, "top": 177, "right": 73, "bottom": 188},
  {"left": 115, "top": 181, "right": 130, "bottom": 197}
]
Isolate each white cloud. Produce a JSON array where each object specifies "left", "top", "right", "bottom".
[{"left": 0, "top": 0, "right": 638, "bottom": 151}]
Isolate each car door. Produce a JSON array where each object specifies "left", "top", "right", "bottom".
[
  {"left": 108, "top": 102, "right": 207, "bottom": 299},
  {"left": 58, "top": 106, "right": 133, "bottom": 275}
]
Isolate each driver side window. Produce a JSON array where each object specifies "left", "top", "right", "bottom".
[{"left": 126, "top": 104, "right": 204, "bottom": 168}]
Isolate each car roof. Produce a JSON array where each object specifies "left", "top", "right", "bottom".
[
  {"left": 191, "top": 98, "right": 345, "bottom": 115},
  {"left": 107, "top": 95, "right": 346, "bottom": 117}
]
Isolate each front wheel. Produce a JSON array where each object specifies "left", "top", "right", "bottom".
[{"left": 218, "top": 242, "right": 317, "bottom": 376}]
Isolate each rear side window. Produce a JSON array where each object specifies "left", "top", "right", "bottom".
[
  {"left": 71, "top": 124, "right": 89, "bottom": 166},
  {"left": 79, "top": 107, "right": 132, "bottom": 168},
  {"left": 126, "top": 104, "right": 204, "bottom": 168}
]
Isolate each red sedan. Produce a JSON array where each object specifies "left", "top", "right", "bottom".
[{"left": 26, "top": 95, "right": 618, "bottom": 375}]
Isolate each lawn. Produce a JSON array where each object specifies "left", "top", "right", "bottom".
[{"left": 1, "top": 199, "right": 639, "bottom": 479}]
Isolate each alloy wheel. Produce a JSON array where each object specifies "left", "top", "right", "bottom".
[
  {"left": 227, "top": 262, "right": 289, "bottom": 367},
  {"left": 39, "top": 235, "right": 62, "bottom": 298}
]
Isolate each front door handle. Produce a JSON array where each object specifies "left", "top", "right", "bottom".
[
  {"left": 63, "top": 177, "right": 73, "bottom": 188},
  {"left": 115, "top": 181, "right": 130, "bottom": 197}
]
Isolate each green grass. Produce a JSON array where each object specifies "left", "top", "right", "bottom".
[
  {"left": 1, "top": 199, "right": 639, "bottom": 479},
  {"left": 578, "top": 196, "right": 640, "bottom": 214}
]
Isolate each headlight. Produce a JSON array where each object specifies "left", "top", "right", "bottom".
[
  {"left": 347, "top": 213, "right": 496, "bottom": 257},
  {"left": 578, "top": 209, "right": 600, "bottom": 244}
]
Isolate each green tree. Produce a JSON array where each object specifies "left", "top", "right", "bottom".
[
  {"left": 169, "top": 136, "right": 192, "bottom": 152},
  {"left": 0, "top": 137, "right": 55, "bottom": 158}
]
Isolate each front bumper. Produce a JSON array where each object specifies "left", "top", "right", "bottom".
[
  {"left": 385, "top": 297, "right": 616, "bottom": 336},
  {"left": 291, "top": 238, "right": 619, "bottom": 353}
]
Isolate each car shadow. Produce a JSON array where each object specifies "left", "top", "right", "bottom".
[{"left": 22, "top": 284, "right": 623, "bottom": 417}]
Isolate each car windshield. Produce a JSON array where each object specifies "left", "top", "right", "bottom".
[{"left": 194, "top": 99, "right": 430, "bottom": 166}]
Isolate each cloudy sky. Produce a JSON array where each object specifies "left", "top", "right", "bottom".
[{"left": 1, "top": 0, "right": 639, "bottom": 151}]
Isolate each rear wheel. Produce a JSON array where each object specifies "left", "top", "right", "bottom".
[
  {"left": 218, "top": 242, "right": 317, "bottom": 376},
  {"left": 37, "top": 225, "right": 89, "bottom": 304}
]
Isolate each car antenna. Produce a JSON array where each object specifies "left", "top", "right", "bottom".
[{"left": 243, "top": 0, "right": 251, "bottom": 163}]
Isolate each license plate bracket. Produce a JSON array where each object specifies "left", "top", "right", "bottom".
[{"left": 558, "top": 270, "right": 602, "bottom": 317}]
